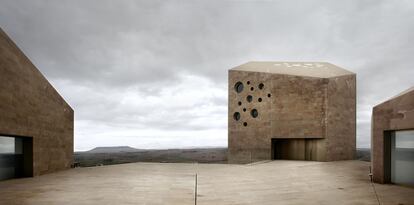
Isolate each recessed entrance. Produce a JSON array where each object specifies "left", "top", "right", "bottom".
[
  {"left": 271, "top": 138, "right": 321, "bottom": 161},
  {"left": 0, "top": 135, "right": 33, "bottom": 180},
  {"left": 387, "top": 130, "right": 414, "bottom": 186}
]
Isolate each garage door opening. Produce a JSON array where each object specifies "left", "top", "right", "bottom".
[
  {"left": 0, "top": 135, "right": 33, "bottom": 180},
  {"left": 271, "top": 138, "right": 321, "bottom": 161}
]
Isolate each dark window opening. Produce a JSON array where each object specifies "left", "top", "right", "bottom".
[
  {"left": 268, "top": 93, "right": 271, "bottom": 98},
  {"left": 234, "top": 82, "right": 244, "bottom": 93},
  {"left": 258, "top": 83, "right": 264, "bottom": 90},
  {"left": 243, "top": 122, "right": 248, "bottom": 127},
  {"left": 258, "top": 98, "right": 262, "bottom": 102},
  {"left": 251, "top": 109, "right": 258, "bottom": 118},
  {"left": 247, "top": 95, "right": 253, "bottom": 102},
  {"left": 233, "top": 112, "right": 241, "bottom": 121},
  {"left": 0, "top": 135, "right": 33, "bottom": 181},
  {"left": 238, "top": 101, "right": 242, "bottom": 106}
]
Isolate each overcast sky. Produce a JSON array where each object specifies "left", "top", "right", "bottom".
[{"left": 0, "top": 0, "right": 413, "bottom": 151}]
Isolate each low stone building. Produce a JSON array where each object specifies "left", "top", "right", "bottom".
[
  {"left": 0, "top": 28, "right": 73, "bottom": 180},
  {"left": 371, "top": 87, "right": 414, "bottom": 186},
  {"left": 228, "top": 62, "right": 356, "bottom": 163}
]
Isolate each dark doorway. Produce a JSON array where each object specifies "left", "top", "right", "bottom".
[
  {"left": 0, "top": 135, "right": 33, "bottom": 180},
  {"left": 271, "top": 138, "right": 320, "bottom": 161}
]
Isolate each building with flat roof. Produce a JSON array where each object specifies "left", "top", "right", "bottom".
[
  {"left": 371, "top": 87, "right": 414, "bottom": 186},
  {"left": 228, "top": 62, "right": 356, "bottom": 163},
  {"left": 0, "top": 28, "right": 73, "bottom": 180}
]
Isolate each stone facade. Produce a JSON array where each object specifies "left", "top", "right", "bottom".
[
  {"left": 0, "top": 28, "right": 73, "bottom": 176},
  {"left": 228, "top": 62, "right": 356, "bottom": 163},
  {"left": 371, "top": 87, "right": 414, "bottom": 184}
]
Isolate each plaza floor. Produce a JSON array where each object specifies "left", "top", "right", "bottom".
[{"left": 0, "top": 160, "right": 413, "bottom": 205}]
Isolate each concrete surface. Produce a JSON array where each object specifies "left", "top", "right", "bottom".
[
  {"left": 372, "top": 86, "right": 414, "bottom": 183},
  {"left": 0, "top": 27, "right": 74, "bottom": 176},
  {"left": 0, "top": 160, "right": 413, "bottom": 205},
  {"left": 228, "top": 62, "right": 356, "bottom": 163}
]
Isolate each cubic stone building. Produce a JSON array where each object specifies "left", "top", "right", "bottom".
[
  {"left": 371, "top": 87, "right": 414, "bottom": 186},
  {"left": 228, "top": 62, "right": 356, "bottom": 163},
  {"left": 0, "top": 28, "right": 73, "bottom": 180}
]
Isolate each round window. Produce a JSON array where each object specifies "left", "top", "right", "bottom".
[
  {"left": 234, "top": 82, "right": 244, "bottom": 93},
  {"left": 233, "top": 112, "right": 241, "bottom": 121},
  {"left": 238, "top": 101, "right": 242, "bottom": 106},
  {"left": 243, "top": 122, "right": 248, "bottom": 127},
  {"left": 258, "top": 83, "right": 264, "bottom": 90},
  {"left": 251, "top": 109, "right": 258, "bottom": 118},
  {"left": 258, "top": 98, "right": 262, "bottom": 102},
  {"left": 247, "top": 95, "right": 253, "bottom": 102},
  {"left": 250, "top": 87, "right": 254, "bottom": 91},
  {"left": 268, "top": 93, "right": 271, "bottom": 98}
]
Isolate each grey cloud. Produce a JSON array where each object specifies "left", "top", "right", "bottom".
[{"left": 0, "top": 0, "right": 413, "bottom": 150}]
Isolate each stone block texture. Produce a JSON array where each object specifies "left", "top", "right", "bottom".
[
  {"left": 371, "top": 87, "right": 414, "bottom": 183},
  {"left": 228, "top": 62, "right": 356, "bottom": 163},
  {"left": 0, "top": 28, "right": 73, "bottom": 176}
]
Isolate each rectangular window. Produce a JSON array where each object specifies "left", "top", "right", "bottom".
[
  {"left": 391, "top": 130, "right": 414, "bottom": 186},
  {"left": 0, "top": 136, "right": 16, "bottom": 180}
]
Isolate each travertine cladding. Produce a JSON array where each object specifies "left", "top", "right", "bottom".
[
  {"left": 0, "top": 28, "right": 73, "bottom": 176},
  {"left": 371, "top": 87, "right": 414, "bottom": 184},
  {"left": 228, "top": 62, "right": 356, "bottom": 163}
]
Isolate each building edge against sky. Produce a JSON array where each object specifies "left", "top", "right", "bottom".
[
  {"left": 228, "top": 62, "right": 356, "bottom": 164},
  {"left": 371, "top": 87, "right": 414, "bottom": 186},
  {"left": 0, "top": 27, "right": 73, "bottom": 179}
]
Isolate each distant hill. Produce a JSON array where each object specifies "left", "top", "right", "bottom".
[
  {"left": 86, "top": 146, "right": 141, "bottom": 153},
  {"left": 356, "top": 148, "right": 370, "bottom": 162},
  {"left": 74, "top": 147, "right": 228, "bottom": 167}
]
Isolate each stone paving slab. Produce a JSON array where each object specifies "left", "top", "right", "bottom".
[{"left": 0, "top": 160, "right": 413, "bottom": 205}]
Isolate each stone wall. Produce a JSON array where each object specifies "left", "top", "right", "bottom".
[
  {"left": 371, "top": 87, "right": 414, "bottom": 183},
  {"left": 0, "top": 28, "right": 73, "bottom": 176},
  {"left": 228, "top": 64, "right": 356, "bottom": 164}
]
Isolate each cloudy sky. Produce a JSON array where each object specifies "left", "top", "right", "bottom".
[{"left": 0, "top": 0, "right": 413, "bottom": 151}]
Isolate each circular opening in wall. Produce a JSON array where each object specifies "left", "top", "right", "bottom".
[
  {"left": 243, "top": 108, "right": 246, "bottom": 112},
  {"left": 251, "top": 109, "right": 258, "bottom": 118},
  {"left": 247, "top": 95, "right": 253, "bottom": 102},
  {"left": 258, "top": 83, "right": 264, "bottom": 90},
  {"left": 243, "top": 122, "right": 248, "bottom": 127},
  {"left": 247, "top": 81, "right": 250, "bottom": 85},
  {"left": 250, "top": 87, "right": 254, "bottom": 91},
  {"left": 233, "top": 112, "right": 241, "bottom": 121},
  {"left": 238, "top": 101, "right": 242, "bottom": 106},
  {"left": 268, "top": 93, "right": 271, "bottom": 98},
  {"left": 258, "top": 98, "right": 262, "bottom": 102},
  {"left": 234, "top": 82, "right": 244, "bottom": 93}
]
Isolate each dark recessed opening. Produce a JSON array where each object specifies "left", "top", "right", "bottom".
[
  {"left": 258, "top": 98, "right": 262, "bottom": 102},
  {"left": 233, "top": 112, "right": 241, "bottom": 121},
  {"left": 258, "top": 83, "right": 264, "bottom": 90},
  {"left": 243, "top": 122, "right": 247, "bottom": 127},
  {"left": 268, "top": 93, "right": 271, "bottom": 98},
  {"left": 238, "top": 101, "right": 242, "bottom": 106},
  {"left": 251, "top": 109, "right": 258, "bottom": 118},
  {"left": 247, "top": 95, "right": 253, "bottom": 102},
  {"left": 250, "top": 87, "right": 254, "bottom": 91},
  {"left": 243, "top": 108, "right": 246, "bottom": 112},
  {"left": 234, "top": 82, "right": 244, "bottom": 93},
  {"left": 247, "top": 81, "right": 250, "bottom": 85}
]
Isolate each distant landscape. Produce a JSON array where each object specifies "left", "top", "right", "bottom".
[
  {"left": 74, "top": 146, "right": 228, "bottom": 167},
  {"left": 74, "top": 146, "right": 371, "bottom": 167}
]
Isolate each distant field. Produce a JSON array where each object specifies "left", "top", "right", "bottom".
[
  {"left": 74, "top": 147, "right": 228, "bottom": 167},
  {"left": 74, "top": 147, "right": 371, "bottom": 167}
]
